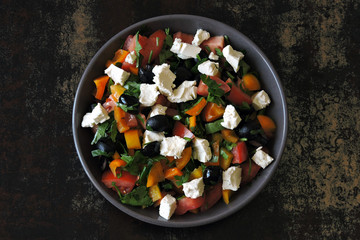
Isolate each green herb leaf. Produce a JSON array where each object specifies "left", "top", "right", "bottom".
[
  {"left": 224, "top": 35, "right": 230, "bottom": 45},
  {"left": 116, "top": 102, "right": 139, "bottom": 112},
  {"left": 209, "top": 155, "right": 219, "bottom": 163},
  {"left": 159, "top": 49, "right": 174, "bottom": 64},
  {"left": 239, "top": 60, "right": 250, "bottom": 77},
  {"left": 134, "top": 32, "right": 142, "bottom": 68},
  {"left": 201, "top": 75, "right": 226, "bottom": 105},
  {"left": 174, "top": 171, "right": 190, "bottom": 186},
  {"left": 91, "top": 149, "right": 113, "bottom": 158},
  {"left": 109, "top": 119, "right": 118, "bottom": 142},
  {"left": 226, "top": 71, "right": 235, "bottom": 80},
  {"left": 220, "top": 148, "right": 229, "bottom": 160},
  {"left": 136, "top": 114, "right": 145, "bottom": 124},
  {"left": 124, "top": 80, "right": 140, "bottom": 98},
  {"left": 238, "top": 101, "right": 251, "bottom": 110},
  {"left": 204, "top": 46, "right": 211, "bottom": 54},
  {"left": 173, "top": 115, "right": 182, "bottom": 120},
  {"left": 156, "top": 37, "right": 159, "bottom": 46},
  {"left": 250, "top": 129, "right": 263, "bottom": 135},
  {"left": 113, "top": 184, "right": 153, "bottom": 207},
  {"left": 121, "top": 151, "right": 148, "bottom": 175},
  {"left": 205, "top": 119, "right": 224, "bottom": 134},
  {"left": 91, "top": 121, "right": 110, "bottom": 145},
  {"left": 148, "top": 50, "right": 153, "bottom": 64},
  {"left": 184, "top": 137, "right": 192, "bottom": 142},
  {"left": 248, "top": 159, "right": 252, "bottom": 175},
  {"left": 240, "top": 138, "right": 248, "bottom": 142},
  {"left": 222, "top": 140, "right": 237, "bottom": 151},
  {"left": 215, "top": 48, "right": 223, "bottom": 57}
]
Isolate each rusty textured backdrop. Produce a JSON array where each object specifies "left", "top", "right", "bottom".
[{"left": 1, "top": 0, "right": 359, "bottom": 239}]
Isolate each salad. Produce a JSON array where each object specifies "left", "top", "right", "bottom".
[{"left": 81, "top": 27, "right": 276, "bottom": 220}]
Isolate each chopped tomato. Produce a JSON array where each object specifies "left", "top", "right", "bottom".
[
  {"left": 197, "top": 76, "right": 231, "bottom": 97},
  {"left": 172, "top": 121, "right": 195, "bottom": 139},
  {"left": 141, "top": 29, "right": 166, "bottom": 66},
  {"left": 123, "top": 35, "right": 133, "bottom": 51},
  {"left": 200, "top": 36, "right": 224, "bottom": 53},
  {"left": 175, "top": 196, "right": 205, "bottom": 215},
  {"left": 127, "top": 34, "right": 148, "bottom": 53},
  {"left": 225, "top": 79, "right": 252, "bottom": 106},
  {"left": 155, "top": 94, "right": 171, "bottom": 107},
  {"left": 240, "top": 160, "right": 261, "bottom": 185},
  {"left": 173, "top": 32, "right": 194, "bottom": 44},
  {"left": 125, "top": 113, "right": 138, "bottom": 128},
  {"left": 200, "top": 183, "right": 222, "bottom": 212},
  {"left": 101, "top": 169, "right": 137, "bottom": 194},
  {"left": 102, "top": 95, "right": 117, "bottom": 113},
  {"left": 232, "top": 141, "right": 248, "bottom": 164},
  {"left": 136, "top": 113, "right": 147, "bottom": 129}
]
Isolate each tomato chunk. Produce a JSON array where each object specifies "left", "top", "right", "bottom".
[
  {"left": 240, "top": 160, "right": 261, "bottom": 185},
  {"left": 173, "top": 32, "right": 194, "bottom": 44},
  {"left": 175, "top": 197, "right": 205, "bottom": 215},
  {"left": 200, "top": 183, "right": 222, "bottom": 212},
  {"left": 226, "top": 79, "right": 252, "bottom": 106},
  {"left": 141, "top": 29, "right": 166, "bottom": 66},
  {"left": 197, "top": 76, "right": 231, "bottom": 97},
  {"left": 232, "top": 141, "right": 248, "bottom": 164},
  {"left": 101, "top": 169, "right": 137, "bottom": 194},
  {"left": 172, "top": 121, "right": 195, "bottom": 139},
  {"left": 200, "top": 36, "right": 224, "bottom": 53},
  {"left": 123, "top": 35, "right": 133, "bottom": 51}
]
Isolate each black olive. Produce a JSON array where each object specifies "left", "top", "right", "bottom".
[
  {"left": 139, "top": 65, "right": 154, "bottom": 84},
  {"left": 140, "top": 107, "right": 151, "bottom": 117},
  {"left": 146, "top": 115, "right": 171, "bottom": 132},
  {"left": 89, "top": 103, "right": 97, "bottom": 111},
  {"left": 203, "top": 166, "right": 222, "bottom": 185},
  {"left": 235, "top": 121, "right": 261, "bottom": 140},
  {"left": 249, "top": 133, "right": 269, "bottom": 147},
  {"left": 194, "top": 74, "right": 201, "bottom": 85},
  {"left": 141, "top": 141, "right": 161, "bottom": 157},
  {"left": 119, "top": 94, "right": 139, "bottom": 114},
  {"left": 174, "top": 66, "right": 194, "bottom": 86},
  {"left": 96, "top": 141, "right": 115, "bottom": 153}
]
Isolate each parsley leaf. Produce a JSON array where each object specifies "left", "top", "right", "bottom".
[
  {"left": 174, "top": 171, "right": 190, "bottom": 186},
  {"left": 159, "top": 49, "right": 174, "bottom": 64},
  {"left": 221, "top": 140, "right": 237, "bottom": 151},
  {"left": 112, "top": 184, "right": 153, "bottom": 207},
  {"left": 91, "top": 121, "right": 110, "bottom": 145},
  {"left": 215, "top": 48, "right": 223, "bottom": 57},
  {"left": 201, "top": 75, "right": 226, "bottom": 105},
  {"left": 91, "top": 149, "right": 113, "bottom": 158},
  {"left": 239, "top": 60, "right": 250, "bottom": 77},
  {"left": 109, "top": 119, "right": 118, "bottom": 142},
  {"left": 116, "top": 102, "right": 139, "bottom": 112},
  {"left": 123, "top": 80, "right": 140, "bottom": 98}
]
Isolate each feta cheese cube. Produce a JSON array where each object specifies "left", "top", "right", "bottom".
[
  {"left": 251, "top": 147, "right": 274, "bottom": 169},
  {"left": 160, "top": 136, "right": 187, "bottom": 159},
  {"left": 209, "top": 52, "right": 219, "bottom": 61},
  {"left": 139, "top": 84, "right": 159, "bottom": 107},
  {"left": 159, "top": 194, "right": 177, "bottom": 220},
  {"left": 221, "top": 105, "right": 241, "bottom": 130},
  {"left": 192, "top": 29, "right": 210, "bottom": 46},
  {"left": 152, "top": 64, "right": 176, "bottom": 97},
  {"left": 170, "top": 38, "right": 202, "bottom": 59},
  {"left": 149, "top": 104, "right": 168, "bottom": 118},
  {"left": 182, "top": 177, "right": 205, "bottom": 199},
  {"left": 197, "top": 60, "right": 219, "bottom": 76},
  {"left": 104, "top": 64, "right": 130, "bottom": 86},
  {"left": 167, "top": 80, "right": 198, "bottom": 103},
  {"left": 143, "top": 130, "right": 165, "bottom": 145},
  {"left": 222, "top": 45, "right": 244, "bottom": 72},
  {"left": 251, "top": 90, "right": 271, "bottom": 111},
  {"left": 192, "top": 137, "right": 212, "bottom": 163},
  {"left": 124, "top": 51, "right": 137, "bottom": 64},
  {"left": 81, "top": 103, "right": 110, "bottom": 128},
  {"left": 222, "top": 166, "right": 242, "bottom": 191}
]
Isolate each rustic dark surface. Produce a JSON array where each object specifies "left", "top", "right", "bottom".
[{"left": 1, "top": 0, "right": 359, "bottom": 239}]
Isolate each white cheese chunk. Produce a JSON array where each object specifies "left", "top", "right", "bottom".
[
  {"left": 192, "top": 137, "right": 212, "bottom": 163},
  {"left": 209, "top": 52, "right": 219, "bottom": 61},
  {"left": 152, "top": 63, "right": 176, "bottom": 97},
  {"left": 251, "top": 90, "right": 271, "bottom": 111},
  {"left": 222, "top": 166, "right": 242, "bottom": 191},
  {"left": 221, "top": 105, "right": 241, "bottom": 130},
  {"left": 159, "top": 194, "right": 177, "bottom": 220},
  {"left": 197, "top": 60, "right": 219, "bottom": 76},
  {"left": 139, "top": 84, "right": 159, "bottom": 107},
  {"left": 192, "top": 29, "right": 210, "bottom": 46},
  {"left": 222, "top": 45, "right": 244, "bottom": 72},
  {"left": 160, "top": 136, "right": 187, "bottom": 159},
  {"left": 167, "top": 81, "right": 198, "bottom": 103},
  {"left": 251, "top": 147, "right": 274, "bottom": 169},
  {"left": 143, "top": 130, "right": 165, "bottom": 145},
  {"left": 124, "top": 51, "right": 137, "bottom": 64},
  {"left": 182, "top": 177, "right": 205, "bottom": 199},
  {"left": 81, "top": 103, "right": 110, "bottom": 128},
  {"left": 170, "top": 38, "right": 202, "bottom": 59},
  {"left": 104, "top": 64, "right": 130, "bottom": 86},
  {"left": 149, "top": 104, "right": 168, "bottom": 118}
]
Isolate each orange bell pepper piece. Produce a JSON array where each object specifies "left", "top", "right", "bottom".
[
  {"left": 221, "top": 129, "right": 239, "bottom": 143},
  {"left": 129, "top": 66, "right": 139, "bottom": 75},
  {"left": 110, "top": 84, "right": 126, "bottom": 101},
  {"left": 219, "top": 147, "right": 233, "bottom": 170},
  {"left": 185, "top": 97, "right": 207, "bottom": 116},
  {"left": 148, "top": 184, "right": 162, "bottom": 202},
  {"left": 109, "top": 159, "right": 127, "bottom": 177},
  {"left": 222, "top": 189, "right": 233, "bottom": 204},
  {"left": 146, "top": 161, "right": 165, "bottom": 187},
  {"left": 175, "top": 147, "right": 192, "bottom": 170},
  {"left": 124, "top": 129, "right": 141, "bottom": 149},
  {"left": 114, "top": 106, "right": 130, "bottom": 133},
  {"left": 189, "top": 166, "right": 203, "bottom": 180},
  {"left": 94, "top": 75, "right": 109, "bottom": 100},
  {"left": 241, "top": 73, "right": 261, "bottom": 91},
  {"left": 112, "top": 151, "right": 121, "bottom": 160},
  {"left": 202, "top": 102, "right": 225, "bottom": 122},
  {"left": 189, "top": 116, "right": 197, "bottom": 130},
  {"left": 164, "top": 167, "right": 183, "bottom": 180},
  {"left": 113, "top": 49, "right": 129, "bottom": 64},
  {"left": 257, "top": 115, "right": 276, "bottom": 133}
]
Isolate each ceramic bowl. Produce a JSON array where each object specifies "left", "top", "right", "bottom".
[{"left": 72, "top": 14, "right": 288, "bottom": 227}]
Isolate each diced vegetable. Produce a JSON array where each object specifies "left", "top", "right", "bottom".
[
  {"left": 225, "top": 79, "right": 252, "bottom": 106},
  {"left": 200, "top": 183, "right": 222, "bottom": 211},
  {"left": 175, "top": 147, "right": 192, "bottom": 170},
  {"left": 94, "top": 76, "right": 109, "bottom": 100},
  {"left": 222, "top": 189, "right": 233, "bottom": 204},
  {"left": 146, "top": 161, "right": 165, "bottom": 187},
  {"left": 185, "top": 97, "right": 207, "bottom": 116},
  {"left": 241, "top": 73, "right": 261, "bottom": 91},
  {"left": 197, "top": 76, "right": 231, "bottom": 97},
  {"left": 205, "top": 119, "right": 224, "bottom": 134},
  {"left": 241, "top": 160, "right": 261, "bottom": 184},
  {"left": 114, "top": 106, "right": 130, "bottom": 133},
  {"left": 175, "top": 197, "right": 205, "bottom": 215},
  {"left": 221, "top": 129, "right": 239, "bottom": 143},
  {"left": 189, "top": 166, "right": 203, "bottom": 180},
  {"left": 172, "top": 121, "right": 195, "bottom": 139},
  {"left": 101, "top": 169, "right": 137, "bottom": 194},
  {"left": 164, "top": 167, "right": 183, "bottom": 180},
  {"left": 232, "top": 141, "right": 248, "bottom": 164},
  {"left": 189, "top": 116, "right": 197, "bottom": 130},
  {"left": 200, "top": 36, "right": 225, "bottom": 53},
  {"left": 148, "top": 184, "right": 162, "bottom": 202},
  {"left": 257, "top": 115, "right": 276, "bottom": 134},
  {"left": 219, "top": 147, "right": 233, "bottom": 170},
  {"left": 202, "top": 102, "right": 225, "bottom": 122},
  {"left": 173, "top": 31, "right": 194, "bottom": 44},
  {"left": 109, "top": 159, "right": 127, "bottom": 177},
  {"left": 124, "top": 129, "right": 141, "bottom": 149}
]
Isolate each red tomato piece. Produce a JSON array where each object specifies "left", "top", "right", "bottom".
[
  {"left": 240, "top": 160, "right": 261, "bottom": 185},
  {"left": 200, "top": 183, "right": 222, "bottom": 212},
  {"left": 155, "top": 94, "right": 171, "bottom": 107},
  {"left": 200, "top": 36, "right": 224, "bottom": 53},
  {"left": 197, "top": 76, "right": 231, "bottom": 97},
  {"left": 141, "top": 29, "right": 166, "bottom": 66},
  {"left": 123, "top": 35, "right": 133, "bottom": 51},
  {"left": 121, "top": 61, "right": 135, "bottom": 72},
  {"left": 102, "top": 96, "right": 117, "bottom": 113},
  {"left": 101, "top": 170, "right": 137, "bottom": 194},
  {"left": 172, "top": 121, "right": 195, "bottom": 139},
  {"left": 136, "top": 112, "right": 146, "bottom": 129},
  {"left": 225, "top": 79, "right": 252, "bottom": 106},
  {"left": 175, "top": 196, "right": 205, "bottom": 215},
  {"left": 125, "top": 113, "right": 138, "bottom": 128},
  {"left": 232, "top": 142, "right": 248, "bottom": 164},
  {"left": 173, "top": 32, "right": 194, "bottom": 44}
]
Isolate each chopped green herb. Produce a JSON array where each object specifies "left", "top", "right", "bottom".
[
  {"left": 220, "top": 148, "right": 229, "bottom": 160},
  {"left": 174, "top": 171, "right": 190, "bottom": 186},
  {"left": 124, "top": 81, "right": 140, "bottom": 98},
  {"left": 159, "top": 49, "right": 174, "bottom": 64},
  {"left": 196, "top": 54, "right": 202, "bottom": 61},
  {"left": 156, "top": 37, "right": 159, "bottom": 46},
  {"left": 109, "top": 119, "right": 118, "bottom": 142},
  {"left": 91, "top": 149, "right": 113, "bottom": 158},
  {"left": 148, "top": 50, "right": 153, "bottom": 64},
  {"left": 116, "top": 102, "right": 139, "bottom": 112},
  {"left": 91, "top": 121, "right": 110, "bottom": 145},
  {"left": 112, "top": 183, "right": 153, "bottom": 207},
  {"left": 165, "top": 27, "right": 170, "bottom": 35},
  {"left": 161, "top": 182, "right": 173, "bottom": 190},
  {"left": 184, "top": 137, "right": 192, "bottom": 142},
  {"left": 239, "top": 60, "right": 250, "bottom": 76},
  {"left": 209, "top": 155, "right": 219, "bottom": 163},
  {"left": 201, "top": 75, "right": 226, "bottom": 105},
  {"left": 205, "top": 119, "right": 224, "bottom": 134},
  {"left": 238, "top": 101, "right": 251, "bottom": 110},
  {"left": 240, "top": 138, "right": 248, "bottom": 142},
  {"left": 204, "top": 46, "right": 211, "bottom": 53},
  {"left": 107, "top": 78, "right": 114, "bottom": 94},
  {"left": 115, "top": 62, "right": 122, "bottom": 68},
  {"left": 226, "top": 71, "right": 235, "bottom": 80},
  {"left": 224, "top": 35, "right": 230, "bottom": 45},
  {"left": 136, "top": 114, "right": 145, "bottom": 124},
  {"left": 173, "top": 115, "right": 182, "bottom": 120},
  {"left": 250, "top": 129, "right": 263, "bottom": 135},
  {"left": 222, "top": 140, "right": 237, "bottom": 151},
  {"left": 248, "top": 159, "right": 252, "bottom": 175},
  {"left": 215, "top": 48, "right": 223, "bottom": 57}
]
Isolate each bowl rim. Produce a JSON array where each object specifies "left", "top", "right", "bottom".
[{"left": 72, "top": 14, "right": 288, "bottom": 227}]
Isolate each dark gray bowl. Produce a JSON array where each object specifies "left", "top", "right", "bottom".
[{"left": 72, "top": 14, "right": 288, "bottom": 227}]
